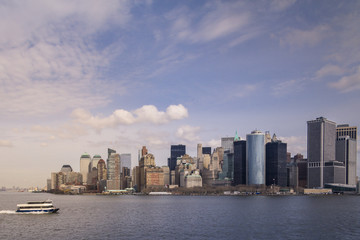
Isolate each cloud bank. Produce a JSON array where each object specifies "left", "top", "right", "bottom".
[{"left": 72, "top": 104, "right": 189, "bottom": 130}]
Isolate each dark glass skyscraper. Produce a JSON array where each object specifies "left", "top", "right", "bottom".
[
  {"left": 233, "top": 140, "right": 246, "bottom": 185},
  {"left": 266, "top": 140, "right": 287, "bottom": 187},
  {"left": 168, "top": 144, "right": 186, "bottom": 171},
  {"left": 202, "top": 147, "right": 212, "bottom": 155}
]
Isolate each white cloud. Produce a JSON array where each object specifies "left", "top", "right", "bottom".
[
  {"left": 279, "top": 136, "right": 306, "bottom": 156},
  {"left": 207, "top": 139, "right": 221, "bottom": 149},
  {"left": 279, "top": 25, "right": 328, "bottom": 47},
  {"left": 0, "top": 140, "right": 13, "bottom": 148},
  {"left": 176, "top": 125, "right": 201, "bottom": 142},
  {"left": 329, "top": 66, "right": 360, "bottom": 93},
  {"left": 72, "top": 104, "right": 189, "bottom": 131}
]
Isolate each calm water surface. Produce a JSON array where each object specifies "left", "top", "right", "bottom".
[{"left": 1, "top": 192, "right": 360, "bottom": 239}]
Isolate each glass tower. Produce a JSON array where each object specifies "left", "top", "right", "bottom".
[{"left": 246, "top": 131, "right": 265, "bottom": 185}]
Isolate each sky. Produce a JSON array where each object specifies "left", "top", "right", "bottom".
[{"left": 1, "top": 0, "right": 360, "bottom": 188}]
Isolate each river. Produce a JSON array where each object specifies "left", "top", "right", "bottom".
[{"left": 1, "top": 192, "right": 360, "bottom": 239}]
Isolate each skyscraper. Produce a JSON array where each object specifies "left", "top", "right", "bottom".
[
  {"left": 233, "top": 139, "right": 246, "bottom": 185},
  {"left": 168, "top": 144, "right": 186, "bottom": 171},
  {"left": 107, "top": 153, "right": 121, "bottom": 190},
  {"left": 80, "top": 153, "right": 91, "bottom": 185},
  {"left": 266, "top": 135, "right": 287, "bottom": 187},
  {"left": 221, "top": 137, "right": 234, "bottom": 153},
  {"left": 246, "top": 130, "right": 265, "bottom": 185},
  {"left": 307, "top": 117, "right": 338, "bottom": 188},
  {"left": 336, "top": 124, "right": 357, "bottom": 185}
]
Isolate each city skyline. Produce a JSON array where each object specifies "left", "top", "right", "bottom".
[{"left": 1, "top": 1, "right": 360, "bottom": 188}]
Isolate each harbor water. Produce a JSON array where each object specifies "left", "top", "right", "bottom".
[{"left": 1, "top": 192, "right": 360, "bottom": 239}]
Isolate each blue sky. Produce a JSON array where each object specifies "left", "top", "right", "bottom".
[{"left": 1, "top": 0, "right": 360, "bottom": 188}]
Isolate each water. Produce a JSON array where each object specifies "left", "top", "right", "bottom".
[{"left": 1, "top": 192, "right": 360, "bottom": 239}]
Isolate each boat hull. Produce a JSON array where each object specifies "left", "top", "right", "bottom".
[{"left": 16, "top": 208, "right": 59, "bottom": 213}]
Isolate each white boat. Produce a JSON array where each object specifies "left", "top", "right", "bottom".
[{"left": 16, "top": 200, "right": 59, "bottom": 213}]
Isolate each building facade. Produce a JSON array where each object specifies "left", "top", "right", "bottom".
[
  {"left": 233, "top": 140, "right": 246, "bottom": 185},
  {"left": 307, "top": 117, "right": 336, "bottom": 188},
  {"left": 265, "top": 137, "right": 287, "bottom": 187},
  {"left": 168, "top": 144, "right": 186, "bottom": 171},
  {"left": 247, "top": 130, "right": 265, "bottom": 185}
]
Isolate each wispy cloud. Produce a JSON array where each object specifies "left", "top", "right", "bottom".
[
  {"left": 315, "top": 64, "right": 346, "bottom": 80},
  {"left": 0, "top": 1, "right": 131, "bottom": 117},
  {"left": 278, "top": 25, "right": 329, "bottom": 47},
  {"left": 329, "top": 66, "right": 360, "bottom": 93},
  {"left": 167, "top": 2, "right": 250, "bottom": 44}
]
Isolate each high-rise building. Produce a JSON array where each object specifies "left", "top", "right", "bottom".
[
  {"left": 307, "top": 117, "right": 346, "bottom": 188},
  {"left": 266, "top": 135, "right": 287, "bottom": 187},
  {"left": 168, "top": 144, "right": 186, "bottom": 171},
  {"left": 80, "top": 153, "right": 91, "bottom": 185},
  {"left": 97, "top": 159, "right": 107, "bottom": 181},
  {"left": 336, "top": 124, "right": 357, "bottom": 140},
  {"left": 202, "top": 147, "right": 212, "bottom": 155},
  {"left": 247, "top": 130, "right": 265, "bottom": 185},
  {"left": 90, "top": 155, "right": 102, "bottom": 170},
  {"left": 107, "top": 153, "right": 121, "bottom": 190},
  {"left": 336, "top": 136, "right": 357, "bottom": 185},
  {"left": 336, "top": 124, "right": 357, "bottom": 185},
  {"left": 221, "top": 137, "right": 234, "bottom": 153},
  {"left": 233, "top": 140, "right": 246, "bottom": 185}
]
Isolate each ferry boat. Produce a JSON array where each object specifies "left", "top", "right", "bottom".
[{"left": 16, "top": 200, "right": 59, "bottom": 213}]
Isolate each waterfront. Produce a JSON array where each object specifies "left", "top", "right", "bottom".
[{"left": 1, "top": 192, "right": 360, "bottom": 240}]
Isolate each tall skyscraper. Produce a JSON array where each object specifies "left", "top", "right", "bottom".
[
  {"left": 336, "top": 124, "right": 357, "bottom": 185},
  {"left": 233, "top": 139, "right": 246, "bottom": 185},
  {"left": 90, "top": 154, "right": 102, "bottom": 170},
  {"left": 107, "top": 153, "right": 121, "bottom": 190},
  {"left": 221, "top": 137, "right": 234, "bottom": 153},
  {"left": 246, "top": 130, "right": 265, "bottom": 185},
  {"left": 266, "top": 135, "right": 287, "bottom": 187},
  {"left": 202, "top": 147, "right": 212, "bottom": 155},
  {"left": 307, "top": 117, "right": 339, "bottom": 188},
  {"left": 168, "top": 144, "right": 186, "bottom": 171},
  {"left": 80, "top": 153, "right": 91, "bottom": 185}
]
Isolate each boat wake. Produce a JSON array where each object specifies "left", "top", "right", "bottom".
[
  {"left": 0, "top": 210, "right": 50, "bottom": 214},
  {"left": 0, "top": 210, "right": 16, "bottom": 214}
]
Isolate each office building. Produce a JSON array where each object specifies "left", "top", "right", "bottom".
[
  {"left": 90, "top": 155, "right": 102, "bottom": 170},
  {"left": 168, "top": 144, "right": 186, "bottom": 171},
  {"left": 336, "top": 136, "right": 357, "bottom": 185},
  {"left": 233, "top": 140, "right": 246, "bottom": 185},
  {"left": 107, "top": 153, "right": 121, "bottom": 190},
  {"left": 307, "top": 117, "right": 342, "bottom": 188},
  {"left": 266, "top": 135, "right": 287, "bottom": 187},
  {"left": 247, "top": 130, "right": 265, "bottom": 185},
  {"left": 80, "top": 153, "right": 91, "bottom": 185},
  {"left": 336, "top": 124, "right": 357, "bottom": 185},
  {"left": 221, "top": 137, "right": 234, "bottom": 153},
  {"left": 202, "top": 147, "right": 212, "bottom": 155}
]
